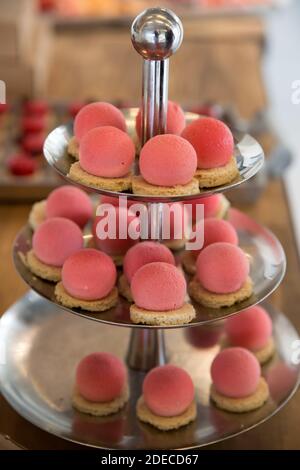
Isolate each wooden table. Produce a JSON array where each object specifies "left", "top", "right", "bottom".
[{"left": 0, "top": 179, "right": 299, "bottom": 450}]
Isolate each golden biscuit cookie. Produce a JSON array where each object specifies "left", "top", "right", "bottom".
[
  {"left": 130, "top": 302, "right": 196, "bottom": 326},
  {"left": 68, "top": 162, "right": 132, "bottom": 192},
  {"left": 68, "top": 136, "right": 79, "bottom": 160},
  {"left": 136, "top": 396, "right": 197, "bottom": 431},
  {"left": 253, "top": 337, "right": 275, "bottom": 365},
  {"left": 188, "top": 276, "right": 253, "bottom": 309},
  {"left": 25, "top": 249, "right": 61, "bottom": 282},
  {"left": 210, "top": 377, "right": 269, "bottom": 413},
  {"left": 163, "top": 238, "right": 186, "bottom": 251},
  {"left": 72, "top": 386, "right": 129, "bottom": 416},
  {"left": 118, "top": 273, "right": 133, "bottom": 302},
  {"left": 132, "top": 175, "right": 200, "bottom": 197},
  {"left": 55, "top": 282, "right": 118, "bottom": 312},
  {"left": 28, "top": 200, "right": 46, "bottom": 231},
  {"left": 181, "top": 251, "right": 196, "bottom": 275},
  {"left": 195, "top": 157, "right": 239, "bottom": 188}
]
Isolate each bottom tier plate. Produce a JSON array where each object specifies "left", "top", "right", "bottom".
[{"left": 0, "top": 291, "right": 299, "bottom": 450}]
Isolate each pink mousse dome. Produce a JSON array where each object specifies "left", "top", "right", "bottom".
[
  {"left": 225, "top": 306, "right": 272, "bottom": 351},
  {"left": 184, "top": 194, "right": 222, "bottom": 222},
  {"left": 131, "top": 262, "right": 186, "bottom": 311},
  {"left": 136, "top": 100, "right": 185, "bottom": 139},
  {"left": 62, "top": 248, "right": 117, "bottom": 300},
  {"left": 46, "top": 185, "right": 93, "bottom": 228},
  {"left": 143, "top": 365, "right": 194, "bottom": 417},
  {"left": 76, "top": 352, "right": 126, "bottom": 402},
  {"left": 196, "top": 242, "right": 249, "bottom": 294},
  {"left": 211, "top": 347, "right": 261, "bottom": 398},
  {"left": 182, "top": 117, "right": 234, "bottom": 169},
  {"left": 32, "top": 217, "right": 83, "bottom": 267},
  {"left": 79, "top": 126, "right": 135, "bottom": 178},
  {"left": 92, "top": 206, "right": 139, "bottom": 256},
  {"left": 123, "top": 242, "right": 175, "bottom": 283},
  {"left": 191, "top": 218, "right": 238, "bottom": 257},
  {"left": 139, "top": 134, "right": 197, "bottom": 186},
  {"left": 74, "top": 102, "right": 126, "bottom": 141}
]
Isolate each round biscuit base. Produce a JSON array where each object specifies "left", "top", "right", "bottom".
[
  {"left": 28, "top": 200, "right": 46, "bottom": 231},
  {"left": 181, "top": 251, "right": 197, "bottom": 275},
  {"left": 25, "top": 249, "right": 61, "bottom": 282},
  {"left": 210, "top": 377, "right": 269, "bottom": 413},
  {"left": 118, "top": 273, "right": 133, "bottom": 302},
  {"left": 136, "top": 396, "right": 197, "bottom": 431},
  {"left": 130, "top": 302, "right": 196, "bottom": 326},
  {"left": 72, "top": 386, "right": 129, "bottom": 416},
  {"left": 253, "top": 337, "right": 276, "bottom": 365},
  {"left": 68, "top": 162, "right": 132, "bottom": 192},
  {"left": 195, "top": 157, "right": 239, "bottom": 188},
  {"left": 55, "top": 282, "right": 118, "bottom": 312},
  {"left": 68, "top": 136, "right": 79, "bottom": 160},
  {"left": 131, "top": 175, "right": 200, "bottom": 196},
  {"left": 188, "top": 276, "right": 253, "bottom": 309}
]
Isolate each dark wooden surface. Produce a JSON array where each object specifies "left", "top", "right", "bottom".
[{"left": 0, "top": 179, "right": 299, "bottom": 450}]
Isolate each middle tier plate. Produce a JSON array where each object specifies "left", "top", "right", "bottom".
[
  {"left": 13, "top": 209, "right": 286, "bottom": 328},
  {"left": 43, "top": 109, "right": 264, "bottom": 203}
]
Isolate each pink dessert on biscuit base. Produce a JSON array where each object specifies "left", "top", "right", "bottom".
[
  {"left": 182, "top": 117, "right": 238, "bottom": 187},
  {"left": 68, "top": 125, "right": 135, "bottom": 191},
  {"left": 73, "top": 352, "right": 129, "bottom": 416},
  {"left": 210, "top": 347, "right": 269, "bottom": 412},
  {"left": 55, "top": 248, "right": 118, "bottom": 312},
  {"left": 225, "top": 305, "right": 275, "bottom": 364},
  {"left": 132, "top": 134, "right": 199, "bottom": 196},
  {"left": 137, "top": 365, "right": 197, "bottom": 430},
  {"left": 74, "top": 102, "right": 126, "bottom": 142},
  {"left": 119, "top": 241, "right": 175, "bottom": 302},
  {"left": 28, "top": 185, "right": 93, "bottom": 231},
  {"left": 129, "top": 262, "right": 195, "bottom": 326},
  {"left": 25, "top": 217, "right": 83, "bottom": 282},
  {"left": 188, "top": 242, "right": 252, "bottom": 308}
]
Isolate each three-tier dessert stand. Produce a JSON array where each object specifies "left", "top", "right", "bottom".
[{"left": 0, "top": 8, "right": 299, "bottom": 450}]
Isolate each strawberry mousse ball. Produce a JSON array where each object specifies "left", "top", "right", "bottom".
[
  {"left": 74, "top": 102, "right": 126, "bottom": 141},
  {"left": 62, "top": 248, "right": 116, "bottom": 301},
  {"left": 32, "top": 217, "right": 83, "bottom": 267},
  {"left": 196, "top": 242, "right": 249, "bottom": 294},
  {"left": 211, "top": 347, "right": 261, "bottom": 398},
  {"left": 131, "top": 262, "right": 186, "bottom": 311},
  {"left": 184, "top": 194, "right": 223, "bottom": 222},
  {"left": 182, "top": 117, "right": 234, "bottom": 169},
  {"left": 93, "top": 206, "right": 139, "bottom": 256},
  {"left": 225, "top": 306, "right": 272, "bottom": 351},
  {"left": 46, "top": 185, "right": 93, "bottom": 228},
  {"left": 76, "top": 352, "right": 126, "bottom": 402},
  {"left": 79, "top": 126, "right": 135, "bottom": 177},
  {"left": 123, "top": 242, "right": 175, "bottom": 283},
  {"left": 191, "top": 218, "right": 238, "bottom": 257},
  {"left": 139, "top": 134, "right": 197, "bottom": 186},
  {"left": 136, "top": 100, "right": 185, "bottom": 139},
  {"left": 143, "top": 365, "right": 194, "bottom": 417}
]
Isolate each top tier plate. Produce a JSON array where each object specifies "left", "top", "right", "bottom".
[{"left": 43, "top": 109, "right": 264, "bottom": 203}]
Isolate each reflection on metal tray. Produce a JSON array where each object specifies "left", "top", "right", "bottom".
[{"left": 0, "top": 291, "right": 298, "bottom": 449}]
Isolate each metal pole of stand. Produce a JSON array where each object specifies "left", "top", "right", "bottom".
[{"left": 126, "top": 8, "right": 183, "bottom": 371}]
